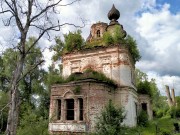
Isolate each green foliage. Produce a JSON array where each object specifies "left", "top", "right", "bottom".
[
  {"left": 17, "top": 104, "right": 49, "bottom": 135},
  {"left": 0, "top": 37, "right": 46, "bottom": 103},
  {"left": 52, "top": 28, "right": 140, "bottom": 63},
  {"left": 0, "top": 48, "right": 18, "bottom": 92},
  {"left": 51, "top": 37, "right": 64, "bottom": 62},
  {"left": 135, "top": 69, "right": 148, "bottom": 85},
  {"left": 137, "top": 110, "right": 149, "bottom": 127},
  {"left": 102, "top": 26, "right": 141, "bottom": 63},
  {"left": 83, "top": 39, "right": 105, "bottom": 49},
  {"left": 64, "top": 30, "right": 84, "bottom": 52},
  {"left": 45, "top": 66, "right": 64, "bottom": 86},
  {"left": 155, "top": 108, "right": 168, "bottom": 118},
  {"left": 51, "top": 30, "right": 84, "bottom": 62},
  {"left": 73, "top": 86, "right": 81, "bottom": 94},
  {"left": 65, "top": 68, "right": 116, "bottom": 87},
  {"left": 96, "top": 100, "right": 125, "bottom": 135},
  {"left": 168, "top": 106, "right": 180, "bottom": 118},
  {"left": 0, "top": 91, "right": 8, "bottom": 133},
  {"left": 161, "top": 130, "right": 172, "bottom": 135},
  {"left": 125, "top": 35, "right": 141, "bottom": 62},
  {"left": 135, "top": 69, "right": 168, "bottom": 118},
  {"left": 137, "top": 80, "right": 152, "bottom": 97},
  {"left": 126, "top": 117, "right": 179, "bottom": 135},
  {"left": 113, "top": 25, "right": 126, "bottom": 44},
  {"left": 176, "top": 96, "right": 180, "bottom": 118},
  {"left": 103, "top": 31, "right": 114, "bottom": 45},
  {"left": 0, "top": 37, "right": 51, "bottom": 134}
]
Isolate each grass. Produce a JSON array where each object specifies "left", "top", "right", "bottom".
[{"left": 125, "top": 116, "right": 180, "bottom": 135}]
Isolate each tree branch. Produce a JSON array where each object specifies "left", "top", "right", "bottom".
[
  {"left": 24, "top": 0, "right": 33, "bottom": 32},
  {"left": 26, "top": 20, "right": 85, "bottom": 55},
  {"left": 30, "top": 0, "right": 62, "bottom": 23},
  {"left": 11, "top": 0, "right": 24, "bottom": 32},
  {"left": 2, "top": 15, "right": 14, "bottom": 26},
  {"left": 17, "top": 59, "right": 44, "bottom": 83},
  {"left": 59, "top": 0, "right": 80, "bottom": 6},
  {"left": 0, "top": 10, "right": 12, "bottom": 14}
]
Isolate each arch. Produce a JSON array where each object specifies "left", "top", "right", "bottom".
[
  {"left": 97, "top": 30, "right": 100, "bottom": 37},
  {"left": 63, "top": 91, "right": 74, "bottom": 98}
]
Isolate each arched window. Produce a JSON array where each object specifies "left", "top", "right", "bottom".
[{"left": 97, "top": 30, "right": 100, "bottom": 37}]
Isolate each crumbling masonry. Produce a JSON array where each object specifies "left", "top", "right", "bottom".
[{"left": 49, "top": 5, "right": 153, "bottom": 134}]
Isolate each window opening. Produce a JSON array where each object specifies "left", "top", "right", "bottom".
[
  {"left": 135, "top": 102, "right": 138, "bottom": 117},
  {"left": 66, "top": 99, "right": 74, "bottom": 120},
  {"left": 57, "top": 99, "right": 61, "bottom": 120},
  {"left": 97, "top": 30, "right": 100, "bottom": 37},
  {"left": 79, "top": 98, "right": 83, "bottom": 121},
  {"left": 141, "top": 103, "right": 147, "bottom": 112}
]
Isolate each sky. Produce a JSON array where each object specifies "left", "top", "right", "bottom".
[{"left": 0, "top": 0, "right": 180, "bottom": 96}]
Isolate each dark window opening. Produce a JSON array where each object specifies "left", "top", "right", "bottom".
[
  {"left": 66, "top": 99, "right": 74, "bottom": 120},
  {"left": 97, "top": 30, "right": 100, "bottom": 37},
  {"left": 57, "top": 99, "right": 61, "bottom": 120},
  {"left": 135, "top": 102, "right": 138, "bottom": 117},
  {"left": 79, "top": 98, "right": 83, "bottom": 121},
  {"left": 141, "top": 103, "right": 147, "bottom": 112}
]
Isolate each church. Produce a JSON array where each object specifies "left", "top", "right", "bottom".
[{"left": 49, "top": 5, "right": 153, "bottom": 134}]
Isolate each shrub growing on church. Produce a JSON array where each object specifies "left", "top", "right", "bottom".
[
  {"left": 125, "top": 35, "right": 141, "bottom": 62},
  {"left": 52, "top": 30, "right": 84, "bottom": 56},
  {"left": 95, "top": 100, "right": 125, "bottom": 135},
  {"left": 64, "top": 30, "right": 84, "bottom": 52}
]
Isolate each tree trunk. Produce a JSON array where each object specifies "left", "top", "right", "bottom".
[{"left": 6, "top": 56, "right": 25, "bottom": 135}]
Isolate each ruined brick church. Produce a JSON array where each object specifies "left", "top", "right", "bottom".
[{"left": 49, "top": 5, "right": 152, "bottom": 134}]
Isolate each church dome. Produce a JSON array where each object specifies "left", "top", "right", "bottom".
[{"left": 108, "top": 4, "right": 120, "bottom": 21}]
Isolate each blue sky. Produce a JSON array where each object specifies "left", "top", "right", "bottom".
[{"left": 156, "top": 0, "right": 180, "bottom": 13}]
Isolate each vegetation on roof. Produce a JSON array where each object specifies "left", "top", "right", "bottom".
[
  {"left": 50, "top": 68, "right": 117, "bottom": 87},
  {"left": 52, "top": 26, "right": 141, "bottom": 63},
  {"left": 66, "top": 68, "right": 117, "bottom": 86},
  {"left": 51, "top": 30, "right": 84, "bottom": 62}
]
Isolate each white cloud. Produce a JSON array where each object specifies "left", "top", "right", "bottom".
[
  {"left": 136, "top": 3, "right": 180, "bottom": 76},
  {"left": 147, "top": 72, "right": 180, "bottom": 96},
  {"left": 0, "top": 0, "right": 180, "bottom": 95}
]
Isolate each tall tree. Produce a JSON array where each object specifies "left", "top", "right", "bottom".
[
  {"left": 0, "top": 37, "right": 48, "bottom": 133},
  {"left": 0, "top": 1, "right": 83, "bottom": 134}
]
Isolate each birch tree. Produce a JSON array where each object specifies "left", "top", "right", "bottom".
[{"left": 0, "top": 0, "right": 84, "bottom": 134}]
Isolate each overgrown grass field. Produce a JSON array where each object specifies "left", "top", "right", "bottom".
[{"left": 125, "top": 117, "right": 180, "bottom": 135}]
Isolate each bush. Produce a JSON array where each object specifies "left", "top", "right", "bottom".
[
  {"left": 103, "top": 31, "right": 114, "bottom": 45},
  {"left": 137, "top": 110, "right": 149, "bottom": 127},
  {"left": 155, "top": 108, "right": 169, "bottom": 118},
  {"left": 17, "top": 106, "right": 49, "bottom": 135},
  {"left": 161, "top": 130, "right": 172, "bottom": 135},
  {"left": 169, "top": 107, "right": 180, "bottom": 118},
  {"left": 96, "top": 100, "right": 125, "bottom": 135},
  {"left": 137, "top": 80, "right": 152, "bottom": 97},
  {"left": 125, "top": 35, "right": 141, "bottom": 62},
  {"left": 64, "top": 30, "right": 84, "bottom": 52},
  {"left": 113, "top": 25, "right": 126, "bottom": 44}
]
